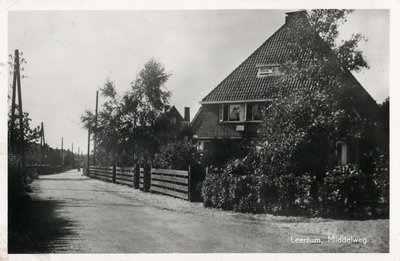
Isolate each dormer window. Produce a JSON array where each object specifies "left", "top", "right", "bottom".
[{"left": 256, "top": 64, "right": 280, "bottom": 77}]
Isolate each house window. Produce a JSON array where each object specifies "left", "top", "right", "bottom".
[
  {"left": 170, "top": 118, "right": 176, "bottom": 124},
  {"left": 197, "top": 141, "right": 211, "bottom": 152},
  {"left": 219, "top": 104, "right": 244, "bottom": 122},
  {"left": 246, "top": 103, "right": 263, "bottom": 121},
  {"left": 256, "top": 64, "right": 280, "bottom": 77},
  {"left": 229, "top": 104, "right": 244, "bottom": 121},
  {"left": 336, "top": 141, "right": 347, "bottom": 165},
  {"left": 220, "top": 103, "right": 264, "bottom": 122}
]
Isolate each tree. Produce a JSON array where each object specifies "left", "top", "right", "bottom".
[
  {"left": 8, "top": 109, "right": 40, "bottom": 194},
  {"left": 45, "top": 146, "right": 62, "bottom": 166},
  {"left": 81, "top": 58, "right": 172, "bottom": 166},
  {"left": 63, "top": 150, "right": 76, "bottom": 167},
  {"left": 8, "top": 110, "right": 41, "bottom": 155}
]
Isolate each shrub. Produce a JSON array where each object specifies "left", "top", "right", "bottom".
[
  {"left": 202, "top": 158, "right": 387, "bottom": 218},
  {"left": 8, "top": 152, "right": 24, "bottom": 197},
  {"left": 322, "top": 166, "right": 381, "bottom": 217},
  {"left": 202, "top": 159, "right": 314, "bottom": 215},
  {"left": 202, "top": 159, "right": 255, "bottom": 211},
  {"left": 374, "top": 153, "right": 389, "bottom": 204}
]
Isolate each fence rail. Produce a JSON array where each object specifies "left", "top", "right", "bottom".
[
  {"left": 115, "top": 167, "right": 135, "bottom": 186},
  {"left": 90, "top": 166, "right": 113, "bottom": 182},
  {"left": 151, "top": 168, "right": 191, "bottom": 201},
  {"left": 89, "top": 164, "right": 192, "bottom": 201}
]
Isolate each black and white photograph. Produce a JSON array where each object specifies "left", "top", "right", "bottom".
[{"left": 1, "top": 0, "right": 397, "bottom": 260}]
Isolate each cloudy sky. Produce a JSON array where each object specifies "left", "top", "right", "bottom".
[{"left": 4, "top": 3, "right": 391, "bottom": 155}]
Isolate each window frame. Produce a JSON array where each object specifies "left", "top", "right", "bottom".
[
  {"left": 336, "top": 141, "right": 348, "bottom": 166},
  {"left": 219, "top": 102, "right": 264, "bottom": 123},
  {"left": 256, "top": 64, "right": 280, "bottom": 78}
]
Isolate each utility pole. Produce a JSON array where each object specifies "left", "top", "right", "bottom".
[
  {"left": 40, "top": 123, "right": 43, "bottom": 167},
  {"left": 93, "top": 91, "right": 98, "bottom": 166},
  {"left": 10, "top": 49, "right": 26, "bottom": 184},
  {"left": 61, "top": 137, "right": 64, "bottom": 170},
  {"left": 40, "top": 122, "right": 46, "bottom": 174},
  {"left": 87, "top": 126, "right": 91, "bottom": 176}
]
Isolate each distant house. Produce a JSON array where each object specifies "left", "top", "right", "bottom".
[
  {"left": 190, "top": 11, "right": 378, "bottom": 166},
  {"left": 164, "top": 105, "right": 190, "bottom": 138}
]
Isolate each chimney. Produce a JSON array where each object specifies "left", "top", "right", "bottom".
[
  {"left": 285, "top": 10, "right": 307, "bottom": 24},
  {"left": 184, "top": 107, "right": 190, "bottom": 122}
]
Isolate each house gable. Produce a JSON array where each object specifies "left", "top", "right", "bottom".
[{"left": 164, "top": 105, "right": 185, "bottom": 136}]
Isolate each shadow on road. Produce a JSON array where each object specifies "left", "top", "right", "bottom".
[
  {"left": 38, "top": 177, "right": 89, "bottom": 181},
  {"left": 8, "top": 195, "right": 77, "bottom": 253}
]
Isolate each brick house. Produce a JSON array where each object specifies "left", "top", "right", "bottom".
[
  {"left": 189, "top": 11, "right": 378, "bottom": 166},
  {"left": 164, "top": 105, "right": 190, "bottom": 138}
]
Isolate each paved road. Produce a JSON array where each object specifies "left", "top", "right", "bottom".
[{"left": 8, "top": 169, "right": 373, "bottom": 253}]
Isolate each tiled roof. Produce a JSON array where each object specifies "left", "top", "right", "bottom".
[
  {"left": 201, "top": 11, "right": 316, "bottom": 102},
  {"left": 165, "top": 105, "right": 184, "bottom": 121}
]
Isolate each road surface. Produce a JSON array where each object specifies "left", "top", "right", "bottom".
[{"left": 8, "top": 169, "right": 388, "bottom": 253}]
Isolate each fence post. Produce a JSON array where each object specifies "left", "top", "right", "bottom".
[
  {"left": 188, "top": 165, "right": 192, "bottom": 202},
  {"left": 144, "top": 163, "right": 151, "bottom": 192},
  {"left": 112, "top": 163, "right": 116, "bottom": 183},
  {"left": 134, "top": 164, "right": 140, "bottom": 189}
]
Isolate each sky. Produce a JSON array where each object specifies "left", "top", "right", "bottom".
[{"left": 3, "top": 3, "right": 391, "bottom": 156}]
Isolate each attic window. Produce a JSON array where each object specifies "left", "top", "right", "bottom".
[{"left": 256, "top": 64, "right": 280, "bottom": 77}]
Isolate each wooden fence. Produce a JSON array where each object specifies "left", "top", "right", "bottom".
[
  {"left": 151, "top": 167, "right": 191, "bottom": 201},
  {"left": 88, "top": 164, "right": 192, "bottom": 201},
  {"left": 115, "top": 166, "right": 135, "bottom": 187},
  {"left": 90, "top": 166, "right": 114, "bottom": 182}
]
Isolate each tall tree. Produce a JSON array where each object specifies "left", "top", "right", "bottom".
[{"left": 81, "top": 58, "right": 172, "bottom": 166}]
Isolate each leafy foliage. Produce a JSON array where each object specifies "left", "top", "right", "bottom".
[
  {"left": 202, "top": 159, "right": 388, "bottom": 217},
  {"left": 8, "top": 109, "right": 40, "bottom": 194},
  {"left": 308, "top": 9, "right": 369, "bottom": 72},
  {"left": 81, "top": 59, "right": 172, "bottom": 166},
  {"left": 202, "top": 158, "right": 314, "bottom": 214},
  {"left": 8, "top": 110, "right": 41, "bottom": 155},
  {"left": 154, "top": 137, "right": 200, "bottom": 170},
  {"left": 154, "top": 137, "right": 206, "bottom": 201},
  {"left": 322, "top": 166, "right": 379, "bottom": 217},
  {"left": 208, "top": 139, "right": 255, "bottom": 168}
]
